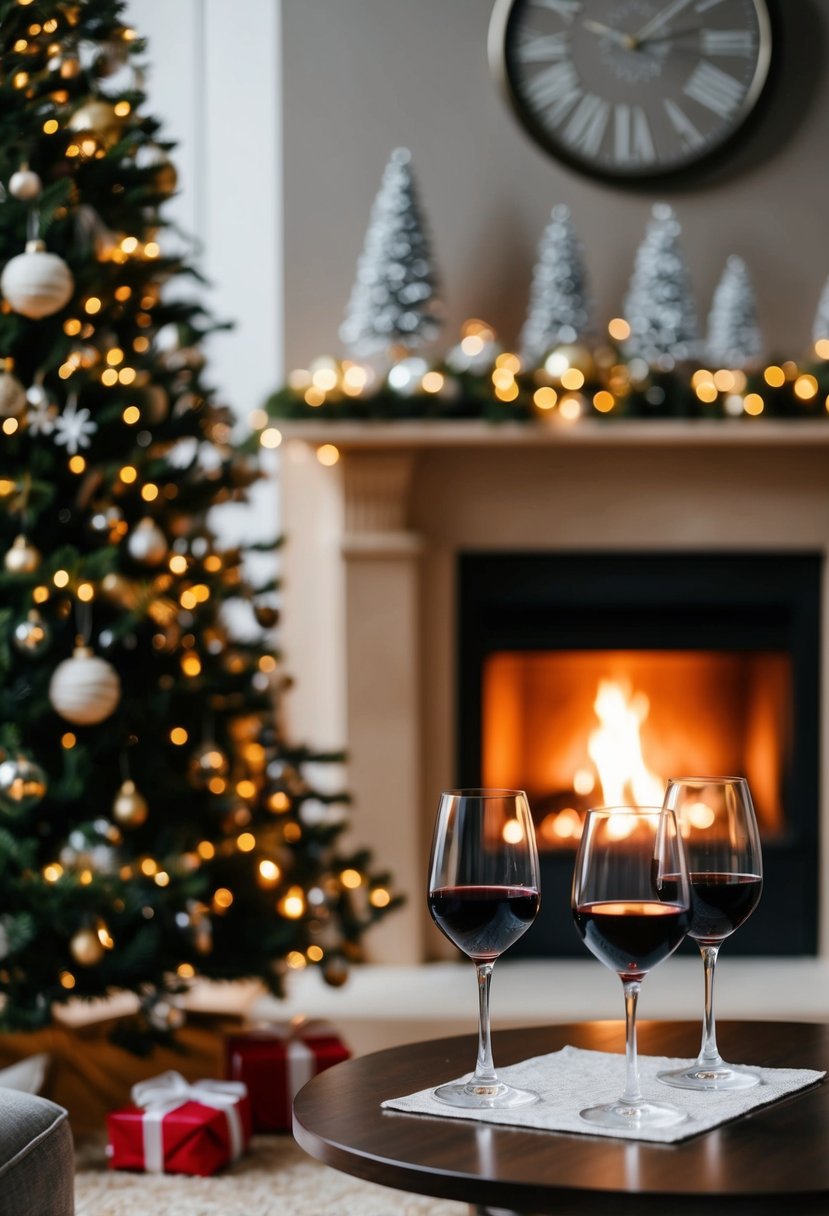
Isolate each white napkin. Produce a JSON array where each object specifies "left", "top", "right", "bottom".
[{"left": 382, "top": 1046, "right": 825, "bottom": 1143}]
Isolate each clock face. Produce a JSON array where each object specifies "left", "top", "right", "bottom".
[{"left": 489, "top": 0, "right": 773, "bottom": 181}]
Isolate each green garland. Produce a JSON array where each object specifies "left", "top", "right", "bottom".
[{"left": 262, "top": 340, "right": 829, "bottom": 426}]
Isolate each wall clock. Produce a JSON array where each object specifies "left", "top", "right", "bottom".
[{"left": 488, "top": 0, "right": 774, "bottom": 183}]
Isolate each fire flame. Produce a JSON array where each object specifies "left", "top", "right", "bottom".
[{"left": 588, "top": 679, "right": 664, "bottom": 809}]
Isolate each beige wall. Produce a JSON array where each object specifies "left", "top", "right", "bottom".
[{"left": 282, "top": 0, "right": 829, "bottom": 368}]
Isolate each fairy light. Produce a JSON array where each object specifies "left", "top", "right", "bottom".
[
  {"left": 304, "top": 387, "right": 325, "bottom": 407},
  {"left": 421, "top": 371, "right": 444, "bottom": 393},
  {"left": 3, "top": 418, "right": 18, "bottom": 435},
  {"left": 69, "top": 455, "right": 86, "bottom": 474},
  {"left": 101, "top": 368, "right": 118, "bottom": 386},
  {"left": 204, "top": 555, "right": 222, "bottom": 573},
  {"left": 370, "top": 887, "right": 391, "bottom": 909},
  {"left": 53, "top": 569, "right": 69, "bottom": 588},
  {"left": 14, "top": 39, "right": 27, "bottom": 51},
  {"left": 13, "top": 71, "right": 29, "bottom": 88},
  {"left": 533, "top": 387, "right": 557, "bottom": 410},
  {"left": 182, "top": 654, "right": 202, "bottom": 677},
  {"left": 258, "top": 655, "right": 277, "bottom": 673},
  {"left": 197, "top": 841, "right": 215, "bottom": 860},
  {"left": 84, "top": 297, "right": 102, "bottom": 315},
  {"left": 43, "top": 119, "right": 59, "bottom": 134},
  {"left": 236, "top": 780, "right": 256, "bottom": 800},
  {"left": 119, "top": 465, "right": 137, "bottom": 483},
  {"left": 260, "top": 427, "right": 282, "bottom": 449},
  {"left": 559, "top": 394, "right": 583, "bottom": 421},
  {"left": 140, "top": 858, "right": 158, "bottom": 877},
  {"left": 795, "top": 374, "right": 818, "bottom": 400},
  {"left": 280, "top": 888, "right": 305, "bottom": 919},
  {"left": 744, "top": 393, "right": 765, "bottom": 416},
  {"left": 340, "top": 869, "right": 362, "bottom": 890},
  {"left": 283, "top": 822, "right": 302, "bottom": 842},
  {"left": 268, "top": 792, "right": 291, "bottom": 814},
  {"left": 608, "top": 317, "right": 630, "bottom": 341},
  {"left": 59, "top": 972, "right": 76, "bottom": 990},
  {"left": 213, "top": 887, "right": 234, "bottom": 910},
  {"left": 236, "top": 832, "right": 256, "bottom": 852},
  {"left": 178, "top": 963, "right": 195, "bottom": 979},
  {"left": 287, "top": 951, "right": 306, "bottom": 969},
  {"left": 170, "top": 727, "right": 188, "bottom": 745},
  {"left": 316, "top": 444, "right": 340, "bottom": 467},
  {"left": 43, "top": 864, "right": 63, "bottom": 883},
  {"left": 97, "top": 923, "right": 115, "bottom": 948},
  {"left": 491, "top": 368, "right": 514, "bottom": 391},
  {"left": 307, "top": 945, "right": 324, "bottom": 962},
  {"left": 815, "top": 339, "right": 829, "bottom": 360},
  {"left": 258, "top": 860, "right": 281, "bottom": 888},
  {"left": 141, "top": 484, "right": 159, "bottom": 502},
  {"left": 33, "top": 586, "right": 49, "bottom": 604},
  {"left": 77, "top": 582, "right": 94, "bottom": 602},
  {"left": 154, "top": 871, "right": 170, "bottom": 887}
]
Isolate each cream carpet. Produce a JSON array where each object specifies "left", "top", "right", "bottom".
[{"left": 74, "top": 1135, "right": 468, "bottom": 1216}]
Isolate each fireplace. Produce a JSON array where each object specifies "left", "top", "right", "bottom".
[{"left": 458, "top": 551, "right": 821, "bottom": 957}]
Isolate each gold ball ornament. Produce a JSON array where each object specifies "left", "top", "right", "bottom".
[
  {"left": 188, "top": 742, "right": 230, "bottom": 789},
  {"left": 0, "top": 370, "right": 27, "bottom": 418},
  {"left": 69, "top": 926, "right": 105, "bottom": 966},
  {"left": 4, "top": 535, "right": 41, "bottom": 575},
  {"left": 13, "top": 609, "right": 50, "bottom": 654},
  {"left": 67, "top": 99, "right": 125, "bottom": 149},
  {"left": 49, "top": 645, "right": 121, "bottom": 725},
  {"left": 8, "top": 167, "right": 42, "bottom": 201},
  {"left": 544, "top": 343, "right": 596, "bottom": 382},
  {"left": 112, "top": 779, "right": 148, "bottom": 828},
  {"left": 127, "top": 517, "right": 167, "bottom": 566},
  {"left": 322, "top": 957, "right": 349, "bottom": 988},
  {"left": 0, "top": 240, "right": 74, "bottom": 320},
  {"left": 0, "top": 754, "right": 47, "bottom": 812}
]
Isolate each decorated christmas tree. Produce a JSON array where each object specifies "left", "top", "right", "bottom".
[
  {"left": 0, "top": 0, "right": 398, "bottom": 1043},
  {"left": 623, "top": 203, "right": 698, "bottom": 368},
  {"left": 706, "top": 255, "right": 762, "bottom": 369},
  {"left": 339, "top": 147, "right": 442, "bottom": 359},
  {"left": 519, "top": 204, "right": 591, "bottom": 367}
]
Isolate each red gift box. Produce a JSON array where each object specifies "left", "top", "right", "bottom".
[
  {"left": 107, "top": 1071, "right": 252, "bottom": 1176},
  {"left": 225, "top": 1019, "right": 350, "bottom": 1132}
]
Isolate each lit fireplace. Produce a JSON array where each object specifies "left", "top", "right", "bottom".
[{"left": 481, "top": 652, "right": 790, "bottom": 851}]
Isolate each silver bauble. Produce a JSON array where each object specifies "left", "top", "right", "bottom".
[
  {"left": 0, "top": 754, "right": 47, "bottom": 812},
  {"left": 127, "top": 517, "right": 167, "bottom": 565},
  {"left": 13, "top": 610, "right": 50, "bottom": 655}
]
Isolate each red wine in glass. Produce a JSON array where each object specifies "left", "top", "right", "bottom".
[
  {"left": 428, "top": 885, "right": 541, "bottom": 962},
  {"left": 657, "top": 778, "right": 763, "bottom": 1092},
  {"left": 573, "top": 899, "right": 689, "bottom": 979},
  {"left": 571, "top": 806, "right": 691, "bottom": 1130},
  {"left": 428, "top": 790, "right": 541, "bottom": 1109}
]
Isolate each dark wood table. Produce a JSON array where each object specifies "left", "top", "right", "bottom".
[{"left": 293, "top": 1020, "right": 829, "bottom": 1215}]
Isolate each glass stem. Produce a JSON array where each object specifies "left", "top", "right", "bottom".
[
  {"left": 620, "top": 979, "right": 643, "bottom": 1105},
  {"left": 698, "top": 944, "right": 722, "bottom": 1064},
  {"left": 472, "top": 962, "right": 498, "bottom": 1088}
]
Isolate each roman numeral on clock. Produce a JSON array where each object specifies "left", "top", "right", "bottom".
[
  {"left": 523, "top": 60, "right": 581, "bottom": 122},
  {"left": 529, "top": 0, "right": 581, "bottom": 20},
  {"left": 700, "top": 29, "right": 755, "bottom": 56},
  {"left": 664, "top": 98, "right": 704, "bottom": 148},
  {"left": 562, "top": 93, "right": 610, "bottom": 157},
  {"left": 613, "top": 104, "right": 655, "bottom": 164},
  {"left": 515, "top": 31, "right": 569, "bottom": 62},
  {"left": 684, "top": 60, "right": 744, "bottom": 117}
]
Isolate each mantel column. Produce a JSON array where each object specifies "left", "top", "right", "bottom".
[{"left": 341, "top": 451, "right": 424, "bottom": 963}]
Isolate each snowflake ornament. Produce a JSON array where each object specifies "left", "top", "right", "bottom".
[{"left": 53, "top": 394, "right": 97, "bottom": 455}]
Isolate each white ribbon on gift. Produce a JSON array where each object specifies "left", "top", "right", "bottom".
[
  {"left": 231, "top": 1019, "right": 324, "bottom": 1105},
  {"left": 131, "top": 1070, "right": 248, "bottom": 1174}
]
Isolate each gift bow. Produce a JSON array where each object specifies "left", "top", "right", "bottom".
[{"left": 131, "top": 1070, "right": 247, "bottom": 1174}]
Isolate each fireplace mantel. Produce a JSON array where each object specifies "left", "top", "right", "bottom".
[{"left": 277, "top": 420, "right": 829, "bottom": 972}]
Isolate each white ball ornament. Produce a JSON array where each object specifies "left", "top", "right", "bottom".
[
  {"left": 0, "top": 370, "right": 27, "bottom": 418},
  {"left": 8, "top": 168, "right": 42, "bottom": 201},
  {"left": 127, "top": 517, "right": 167, "bottom": 565},
  {"left": 49, "top": 645, "right": 121, "bottom": 726},
  {"left": 1, "top": 240, "right": 74, "bottom": 320}
]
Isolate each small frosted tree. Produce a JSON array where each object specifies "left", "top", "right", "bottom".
[
  {"left": 623, "top": 203, "right": 698, "bottom": 367},
  {"left": 812, "top": 274, "right": 829, "bottom": 346},
  {"left": 706, "top": 255, "right": 763, "bottom": 369},
  {"left": 519, "top": 204, "right": 591, "bottom": 366},
  {"left": 339, "top": 148, "right": 442, "bottom": 358}
]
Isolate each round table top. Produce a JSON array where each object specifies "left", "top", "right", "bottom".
[{"left": 293, "top": 1020, "right": 829, "bottom": 1215}]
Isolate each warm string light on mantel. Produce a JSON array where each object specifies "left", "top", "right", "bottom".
[{"left": 257, "top": 316, "right": 829, "bottom": 435}]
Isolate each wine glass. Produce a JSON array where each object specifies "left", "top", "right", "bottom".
[
  {"left": 657, "top": 777, "right": 763, "bottom": 1091},
  {"left": 571, "top": 806, "right": 691, "bottom": 1130},
  {"left": 428, "top": 789, "right": 541, "bottom": 1108}
]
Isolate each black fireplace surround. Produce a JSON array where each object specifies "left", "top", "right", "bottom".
[{"left": 457, "top": 552, "right": 821, "bottom": 957}]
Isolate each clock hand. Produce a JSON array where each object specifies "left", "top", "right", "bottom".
[
  {"left": 632, "top": 0, "right": 696, "bottom": 45},
  {"left": 582, "top": 18, "right": 636, "bottom": 49}
]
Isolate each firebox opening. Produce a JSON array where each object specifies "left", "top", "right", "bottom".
[
  {"left": 458, "top": 551, "right": 821, "bottom": 956},
  {"left": 482, "top": 650, "right": 791, "bottom": 850}
]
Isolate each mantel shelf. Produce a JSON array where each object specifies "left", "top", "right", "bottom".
[{"left": 277, "top": 419, "right": 829, "bottom": 450}]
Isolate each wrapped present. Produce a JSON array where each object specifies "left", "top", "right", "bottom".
[
  {"left": 107, "top": 1070, "right": 251, "bottom": 1176},
  {"left": 225, "top": 1018, "right": 350, "bottom": 1132}
]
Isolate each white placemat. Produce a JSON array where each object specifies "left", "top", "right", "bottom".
[{"left": 382, "top": 1046, "right": 825, "bottom": 1143}]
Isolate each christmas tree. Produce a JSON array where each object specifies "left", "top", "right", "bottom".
[
  {"left": 623, "top": 203, "right": 698, "bottom": 368},
  {"left": 339, "top": 147, "right": 442, "bottom": 359},
  {"left": 519, "top": 204, "right": 591, "bottom": 367},
  {"left": 0, "top": 0, "right": 398, "bottom": 1043},
  {"left": 706, "top": 255, "right": 762, "bottom": 369}
]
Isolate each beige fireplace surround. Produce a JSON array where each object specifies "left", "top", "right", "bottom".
[{"left": 275, "top": 419, "right": 829, "bottom": 1040}]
